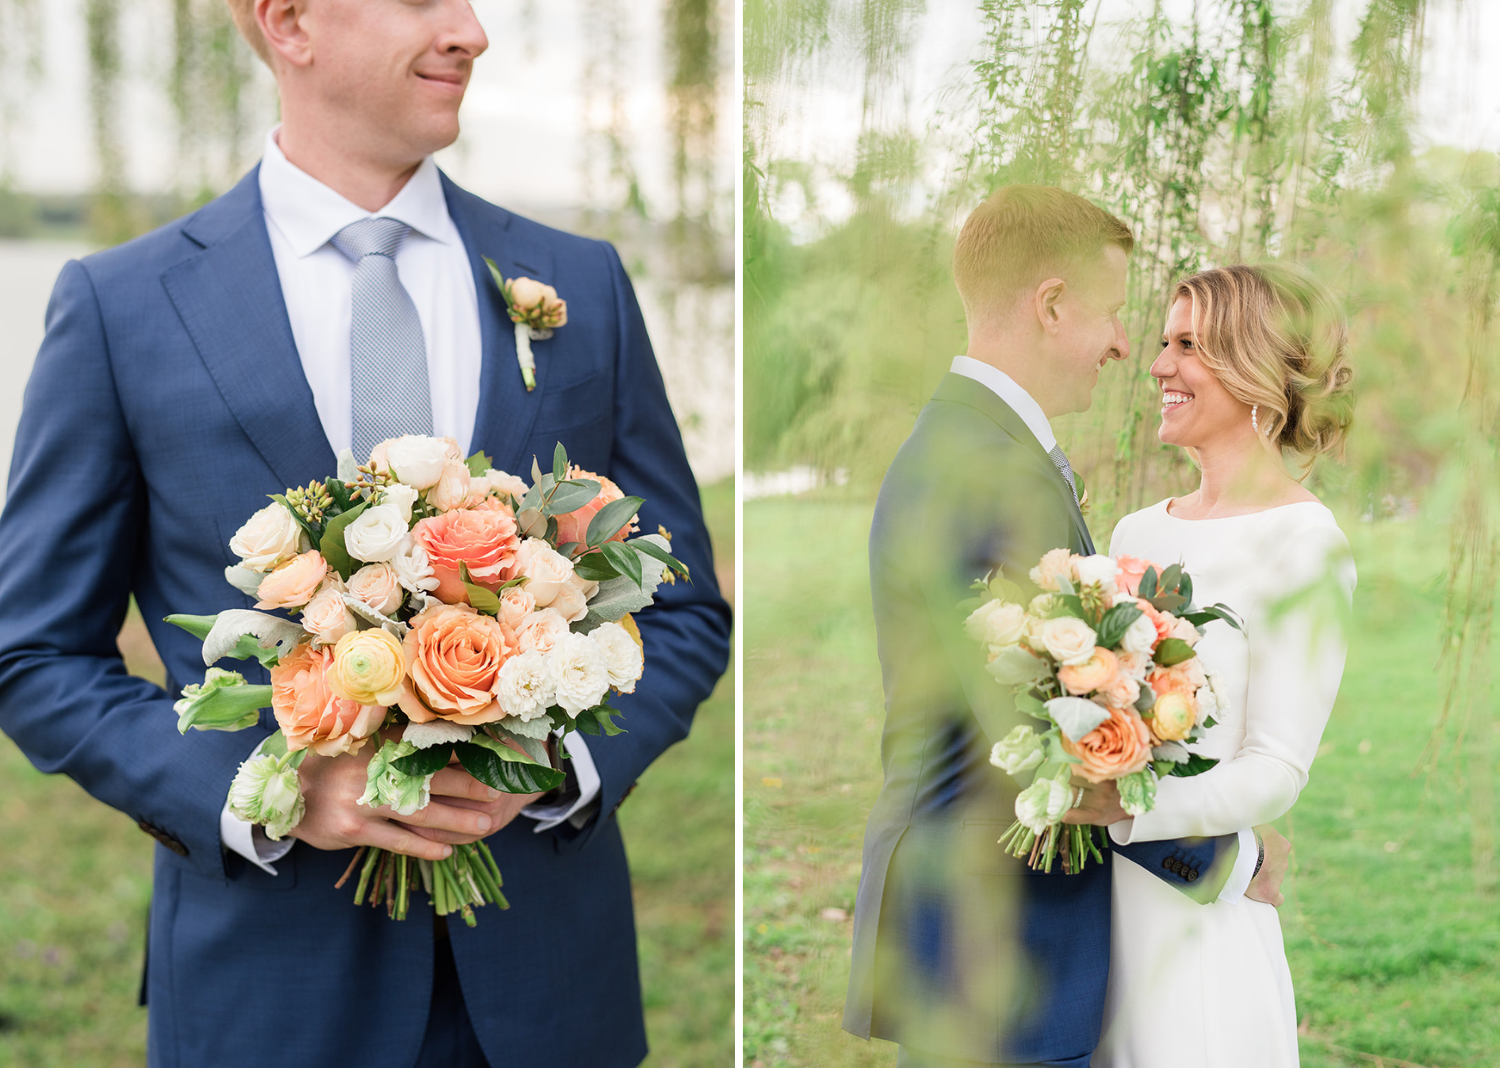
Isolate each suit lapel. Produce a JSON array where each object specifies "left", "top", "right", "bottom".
[
  {"left": 441, "top": 174, "right": 556, "bottom": 475},
  {"left": 932, "top": 373, "right": 1094, "bottom": 554},
  {"left": 163, "top": 168, "right": 336, "bottom": 491}
]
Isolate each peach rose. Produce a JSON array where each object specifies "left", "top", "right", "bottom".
[
  {"left": 1099, "top": 669, "right": 1142, "bottom": 710},
  {"left": 1057, "top": 647, "right": 1120, "bottom": 696},
  {"left": 552, "top": 467, "right": 636, "bottom": 548},
  {"left": 508, "top": 277, "right": 567, "bottom": 329},
  {"left": 397, "top": 604, "right": 518, "bottom": 725},
  {"left": 517, "top": 608, "right": 571, "bottom": 655},
  {"left": 497, "top": 586, "right": 536, "bottom": 630},
  {"left": 1061, "top": 703, "right": 1152, "bottom": 784},
  {"left": 411, "top": 506, "right": 521, "bottom": 605},
  {"left": 302, "top": 580, "right": 356, "bottom": 644},
  {"left": 1149, "top": 690, "right": 1198, "bottom": 742},
  {"left": 255, "top": 550, "right": 329, "bottom": 611},
  {"left": 511, "top": 538, "right": 576, "bottom": 607},
  {"left": 1148, "top": 658, "right": 1206, "bottom": 699},
  {"left": 426, "top": 459, "right": 475, "bottom": 512},
  {"left": 1115, "top": 555, "right": 1156, "bottom": 597},
  {"left": 270, "top": 643, "right": 385, "bottom": 756},
  {"left": 347, "top": 563, "right": 404, "bottom": 616},
  {"left": 1134, "top": 598, "right": 1175, "bottom": 647}
]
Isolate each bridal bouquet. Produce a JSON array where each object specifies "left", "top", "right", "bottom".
[
  {"left": 166, "top": 438, "right": 687, "bottom": 925},
  {"left": 965, "top": 550, "right": 1239, "bottom": 873}
]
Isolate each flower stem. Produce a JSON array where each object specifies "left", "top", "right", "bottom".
[{"left": 354, "top": 846, "right": 382, "bottom": 906}]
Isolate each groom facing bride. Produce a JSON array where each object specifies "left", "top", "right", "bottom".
[
  {"left": 0, "top": 2, "right": 729, "bottom": 1067},
  {"left": 843, "top": 185, "right": 1334, "bottom": 1067}
]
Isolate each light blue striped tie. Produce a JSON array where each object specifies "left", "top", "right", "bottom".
[
  {"left": 1048, "top": 443, "right": 1079, "bottom": 501},
  {"left": 332, "top": 217, "right": 433, "bottom": 464}
]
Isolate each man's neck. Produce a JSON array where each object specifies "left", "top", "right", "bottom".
[
  {"left": 275, "top": 122, "right": 422, "bottom": 213},
  {"left": 963, "top": 340, "right": 1061, "bottom": 419}
]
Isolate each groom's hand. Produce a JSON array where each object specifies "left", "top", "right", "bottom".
[
  {"left": 1245, "top": 825, "right": 1291, "bottom": 906},
  {"left": 1061, "top": 774, "right": 1128, "bottom": 826}
]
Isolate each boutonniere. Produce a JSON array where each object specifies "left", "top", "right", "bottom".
[
  {"left": 484, "top": 258, "right": 567, "bottom": 393},
  {"left": 1075, "top": 472, "right": 1090, "bottom": 517}
]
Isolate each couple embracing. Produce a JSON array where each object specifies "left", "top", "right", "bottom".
[{"left": 846, "top": 186, "right": 1356, "bottom": 1068}]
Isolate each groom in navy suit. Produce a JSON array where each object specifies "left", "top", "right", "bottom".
[
  {"left": 0, "top": 2, "right": 729, "bottom": 1066},
  {"left": 844, "top": 186, "right": 1287, "bottom": 1066}
]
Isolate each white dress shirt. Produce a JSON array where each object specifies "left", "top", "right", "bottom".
[
  {"left": 948, "top": 355, "right": 1257, "bottom": 901},
  {"left": 220, "top": 130, "right": 598, "bottom": 873}
]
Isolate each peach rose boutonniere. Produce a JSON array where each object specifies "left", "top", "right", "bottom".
[{"left": 485, "top": 259, "right": 567, "bottom": 392}]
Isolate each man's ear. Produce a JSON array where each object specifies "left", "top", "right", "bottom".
[
  {"left": 1034, "top": 277, "right": 1066, "bottom": 336},
  {"left": 257, "top": 0, "right": 313, "bottom": 69}
]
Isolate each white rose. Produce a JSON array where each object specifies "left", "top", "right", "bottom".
[
  {"left": 513, "top": 538, "right": 576, "bottom": 607},
  {"left": 384, "top": 435, "right": 450, "bottom": 490},
  {"left": 989, "top": 725, "right": 1045, "bottom": 776},
  {"left": 344, "top": 504, "right": 409, "bottom": 563},
  {"left": 347, "top": 563, "right": 405, "bottom": 615},
  {"left": 425, "top": 460, "right": 474, "bottom": 512},
  {"left": 496, "top": 649, "right": 557, "bottom": 721},
  {"left": 1073, "top": 554, "right": 1119, "bottom": 595},
  {"left": 381, "top": 483, "right": 419, "bottom": 524},
  {"left": 1036, "top": 616, "right": 1098, "bottom": 666},
  {"left": 391, "top": 534, "right": 439, "bottom": 593},
  {"left": 1168, "top": 615, "right": 1201, "bottom": 646},
  {"left": 592, "top": 622, "right": 644, "bottom": 693},
  {"left": 517, "top": 608, "right": 571, "bottom": 655},
  {"left": 302, "top": 580, "right": 356, "bottom": 644},
  {"left": 1119, "top": 612, "right": 1159, "bottom": 656},
  {"left": 549, "top": 631, "right": 611, "bottom": 716},
  {"left": 965, "top": 600, "right": 1028, "bottom": 648},
  {"left": 550, "top": 573, "right": 598, "bottom": 623},
  {"left": 229, "top": 502, "right": 309, "bottom": 571},
  {"left": 473, "top": 468, "right": 529, "bottom": 504},
  {"left": 1015, "top": 777, "right": 1071, "bottom": 834}
]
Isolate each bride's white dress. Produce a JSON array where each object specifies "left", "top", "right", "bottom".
[{"left": 1092, "top": 499, "right": 1356, "bottom": 1068}]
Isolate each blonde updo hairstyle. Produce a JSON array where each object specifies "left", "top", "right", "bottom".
[{"left": 1172, "top": 263, "right": 1354, "bottom": 473}]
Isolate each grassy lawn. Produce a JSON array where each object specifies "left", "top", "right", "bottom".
[
  {"left": 0, "top": 477, "right": 734, "bottom": 1068},
  {"left": 743, "top": 493, "right": 1500, "bottom": 1068}
]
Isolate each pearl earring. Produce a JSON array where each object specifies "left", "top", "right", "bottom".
[{"left": 1251, "top": 404, "right": 1259, "bottom": 433}]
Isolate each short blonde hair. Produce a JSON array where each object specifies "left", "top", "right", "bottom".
[
  {"left": 223, "top": 0, "right": 273, "bottom": 67},
  {"left": 1173, "top": 263, "right": 1354, "bottom": 468},
  {"left": 953, "top": 185, "right": 1134, "bottom": 325}
]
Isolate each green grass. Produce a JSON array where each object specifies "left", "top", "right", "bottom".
[
  {"left": 0, "top": 477, "right": 735, "bottom": 1068},
  {"left": 743, "top": 493, "right": 1500, "bottom": 1068}
]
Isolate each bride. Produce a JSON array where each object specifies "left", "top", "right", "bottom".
[{"left": 1092, "top": 263, "right": 1356, "bottom": 1068}]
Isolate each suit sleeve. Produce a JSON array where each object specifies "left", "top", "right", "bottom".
[
  {"left": 0, "top": 260, "right": 257, "bottom": 878},
  {"left": 560, "top": 242, "right": 731, "bottom": 846}
]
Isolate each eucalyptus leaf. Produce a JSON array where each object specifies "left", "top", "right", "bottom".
[
  {"left": 1159, "top": 563, "right": 1183, "bottom": 594},
  {"left": 458, "top": 562, "right": 501, "bottom": 616},
  {"left": 1179, "top": 573, "right": 1193, "bottom": 605},
  {"left": 631, "top": 537, "right": 690, "bottom": 581},
  {"left": 1094, "top": 602, "right": 1144, "bottom": 648},
  {"left": 585, "top": 496, "right": 644, "bottom": 547},
  {"left": 543, "top": 480, "right": 601, "bottom": 516},
  {"left": 552, "top": 442, "right": 568, "bottom": 482},
  {"left": 576, "top": 534, "right": 670, "bottom": 631},
  {"left": 1138, "top": 567, "right": 1158, "bottom": 600},
  {"left": 319, "top": 500, "right": 369, "bottom": 579},
  {"left": 601, "top": 541, "right": 644, "bottom": 589},
  {"left": 573, "top": 551, "right": 620, "bottom": 583}
]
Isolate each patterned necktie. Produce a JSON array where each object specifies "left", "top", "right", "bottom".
[
  {"left": 331, "top": 217, "right": 433, "bottom": 464},
  {"left": 1048, "top": 443, "right": 1079, "bottom": 502}
]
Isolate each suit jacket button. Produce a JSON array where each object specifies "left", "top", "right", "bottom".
[
  {"left": 1186, "top": 870, "right": 1198, "bottom": 882},
  {"left": 137, "top": 818, "right": 189, "bottom": 857},
  {"left": 1162, "top": 857, "right": 1174, "bottom": 871}
]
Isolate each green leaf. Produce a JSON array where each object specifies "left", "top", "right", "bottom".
[
  {"left": 631, "top": 537, "right": 690, "bottom": 581},
  {"left": 543, "top": 479, "right": 601, "bottom": 516},
  {"left": 165, "top": 614, "right": 217, "bottom": 641},
  {"left": 466, "top": 451, "right": 493, "bottom": 478},
  {"left": 1055, "top": 574, "right": 1077, "bottom": 597},
  {"left": 585, "top": 496, "right": 645, "bottom": 547},
  {"left": 1013, "top": 690, "right": 1050, "bottom": 721},
  {"left": 601, "top": 541, "right": 644, "bottom": 589},
  {"left": 593, "top": 710, "right": 626, "bottom": 736},
  {"left": 1138, "top": 567, "right": 1158, "bottom": 600},
  {"left": 573, "top": 551, "right": 621, "bottom": 583},
  {"left": 324, "top": 477, "right": 353, "bottom": 511},
  {"left": 392, "top": 744, "right": 456, "bottom": 777},
  {"left": 1178, "top": 573, "right": 1193, "bottom": 605},
  {"left": 1167, "top": 752, "right": 1219, "bottom": 778},
  {"left": 1149, "top": 592, "right": 1188, "bottom": 613},
  {"left": 1094, "top": 602, "right": 1144, "bottom": 648},
  {"left": 318, "top": 500, "right": 369, "bottom": 580},
  {"left": 1154, "top": 637, "right": 1198, "bottom": 666},
  {"left": 483, "top": 255, "right": 506, "bottom": 294},
  {"left": 577, "top": 534, "right": 671, "bottom": 630},
  {"left": 455, "top": 740, "right": 565, "bottom": 794},
  {"left": 573, "top": 709, "right": 601, "bottom": 735},
  {"left": 487, "top": 725, "right": 550, "bottom": 766},
  {"left": 1159, "top": 563, "right": 1183, "bottom": 594},
  {"left": 458, "top": 562, "right": 501, "bottom": 615},
  {"left": 552, "top": 442, "right": 568, "bottom": 482},
  {"left": 259, "top": 730, "right": 290, "bottom": 759},
  {"left": 1056, "top": 594, "right": 1087, "bottom": 620}
]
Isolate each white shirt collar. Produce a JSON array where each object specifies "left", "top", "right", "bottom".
[
  {"left": 948, "top": 356, "right": 1057, "bottom": 453},
  {"left": 258, "top": 126, "right": 455, "bottom": 258}
]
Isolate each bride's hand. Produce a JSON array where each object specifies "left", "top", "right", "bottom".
[{"left": 1060, "top": 774, "right": 1127, "bottom": 826}]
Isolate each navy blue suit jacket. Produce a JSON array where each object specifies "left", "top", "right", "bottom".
[
  {"left": 0, "top": 167, "right": 730, "bottom": 1068},
  {"left": 844, "top": 374, "right": 1234, "bottom": 1064}
]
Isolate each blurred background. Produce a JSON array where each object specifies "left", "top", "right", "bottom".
[
  {"left": 0, "top": 2, "right": 733, "bottom": 1065},
  {"left": 744, "top": 1, "right": 1500, "bottom": 1066}
]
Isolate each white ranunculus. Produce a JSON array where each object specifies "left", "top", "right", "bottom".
[
  {"left": 1036, "top": 616, "right": 1098, "bottom": 666},
  {"left": 549, "top": 631, "right": 611, "bottom": 716},
  {"left": 496, "top": 649, "right": 556, "bottom": 721},
  {"left": 391, "top": 535, "right": 439, "bottom": 594},
  {"left": 403, "top": 720, "right": 474, "bottom": 749},
  {"left": 1119, "top": 612, "right": 1159, "bottom": 656},
  {"left": 989, "top": 725, "right": 1045, "bottom": 776},
  {"left": 381, "top": 483, "right": 419, "bottom": 524},
  {"left": 384, "top": 435, "right": 450, "bottom": 490},
  {"left": 1073, "top": 554, "right": 1120, "bottom": 594},
  {"left": 1015, "top": 777, "right": 1071, "bottom": 834},
  {"left": 591, "top": 622, "right": 644, "bottom": 693},
  {"left": 227, "top": 754, "right": 305, "bottom": 841},
  {"left": 965, "top": 600, "right": 1028, "bottom": 648},
  {"left": 229, "top": 502, "right": 309, "bottom": 571},
  {"left": 344, "top": 504, "right": 408, "bottom": 563}
]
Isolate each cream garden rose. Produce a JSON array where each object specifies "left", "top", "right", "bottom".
[
  {"left": 1036, "top": 616, "right": 1098, "bottom": 666},
  {"left": 1073, "top": 554, "right": 1120, "bottom": 594},
  {"left": 512, "top": 538, "right": 576, "bottom": 608},
  {"left": 965, "top": 599, "right": 1028, "bottom": 648},
  {"left": 472, "top": 468, "right": 529, "bottom": 503},
  {"left": 1029, "top": 548, "right": 1076, "bottom": 592},
  {"left": 381, "top": 435, "right": 450, "bottom": 490},
  {"left": 347, "top": 563, "right": 404, "bottom": 615},
  {"left": 302, "top": 580, "right": 356, "bottom": 644},
  {"left": 230, "top": 502, "right": 309, "bottom": 571},
  {"left": 517, "top": 608, "right": 570, "bottom": 655},
  {"left": 382, "top": 483, "right": 419, "bottom": 524},
  {"left": 426, "top": 460, "right": 475, "bottom": 512}
]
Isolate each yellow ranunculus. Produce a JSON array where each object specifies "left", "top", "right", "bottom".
[
  {"left": 1149, "top": 690, "right": 1197, "bottom": 742},
  {"left": 327, "top": 629, "right": 407, "bottom": 707}
]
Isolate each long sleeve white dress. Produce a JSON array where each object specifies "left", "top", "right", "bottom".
[{"left": 1092, "top": 499, "right": 1356, "bottom": 1068}]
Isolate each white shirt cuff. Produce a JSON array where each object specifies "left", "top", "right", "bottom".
[
  {"left": 1217, "top": 828, "right": 1259, "bottom": 903},
  {"left": 219, "top": 737, "right": 294, "bottom": 875},
  {"left": 521, "top": 731, "right": 601, "bottom": 832}
]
